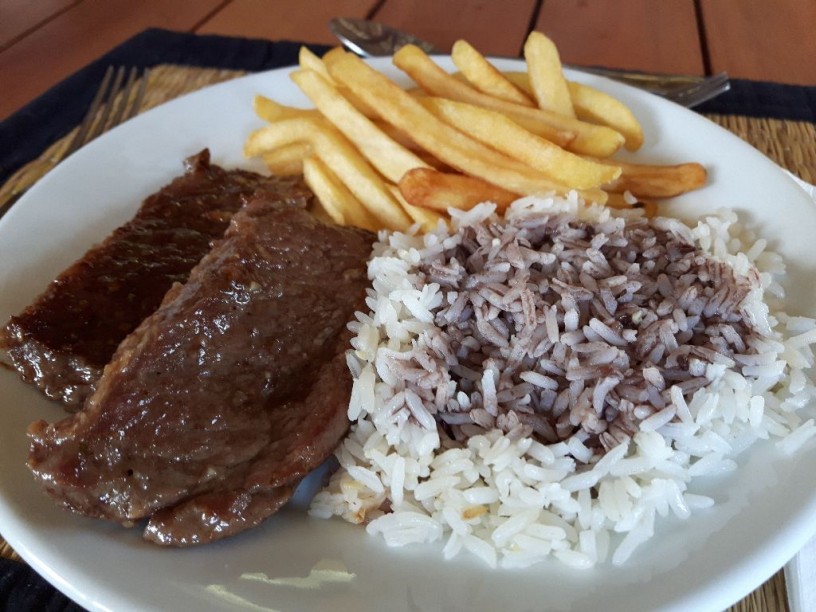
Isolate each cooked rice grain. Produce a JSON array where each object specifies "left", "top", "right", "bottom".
[{"left": 310, "top": 194, "right": 816, "bottom": 568}]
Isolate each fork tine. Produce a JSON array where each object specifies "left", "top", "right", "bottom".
[
  {"left": 667, "top": 72, "right": 730, "bottom": 107},
  {"left": 88, "top": 66, "right": 126, "bottom": 141},
  {"left": 126, "top": 68, "right": 149, "bottom": 121},
  {"left": 106, "top": 67, "right": 139, "bottom": 130},
  {"left": 63, "top": 66, "right": 148, "bottom": 159},
  {"left": 0, "top": 66, "right": 147, "bottom": 218},
  {"left": 64, "top": 66, "right": 116, "bottom": 157}
]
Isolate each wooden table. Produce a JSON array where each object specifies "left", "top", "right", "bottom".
[
  {"left": 2, "top": 0, "right": 816, "bottom": 121},
  {"left": 1, "top": 1, "right": 814, "bottom": 611}
]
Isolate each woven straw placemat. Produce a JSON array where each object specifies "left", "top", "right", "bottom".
[{"left": 2, "top": 63, "right": 811, "bottom": 612}]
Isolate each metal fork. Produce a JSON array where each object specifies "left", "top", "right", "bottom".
[
  {"left": 662, "top": 71, "right": 731, "bottom": 107},
  {"left": 0, "top": 66, "right": 148, "bottom": 219},
  {"left": 573, "top": 66, "right": 730, "bottom": 107}
]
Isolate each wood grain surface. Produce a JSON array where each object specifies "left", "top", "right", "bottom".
[
  {"left": 701, "top": 0, "right": 816, "bottom": 85},
  {"left": 1, "top": 0, "right": 815, "bottom": 120},
  {"left": 535, "top": 0, "right": 704, "bottom": 74}
]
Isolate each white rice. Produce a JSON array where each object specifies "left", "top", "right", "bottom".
[{"left": 310, "top": 194, "right": 816, "bottom": 568}]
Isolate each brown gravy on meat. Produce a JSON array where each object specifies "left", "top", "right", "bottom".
[
  {"left": 0, "top": 149, "right": 311, "bottom": 408},
  {"left": 27, "top": 190, "right": 374, "bottom": 545}
]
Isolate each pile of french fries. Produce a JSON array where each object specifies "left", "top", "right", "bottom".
[{"left": 244, "top": 33, "right": 707, "bottom": 232}]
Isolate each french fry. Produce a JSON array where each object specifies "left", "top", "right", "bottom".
[
  {"left": 387, "top": 184, "right": 447, "bottom": 232},
  {"left": 601, "top": 159, "right": 707, "bottom": 198},
  {"left": 322, "top": 46, "right": 349, "bottom": 68},
  {"left": 504, "top": 71, "right": 644, "bottom": 151},
  {"left": 372, "top": 120, "right": 422, "bottom": 150},
  {"left": 247, "top": 36, "right": 706, "bottom": 235},
  {"left": 328, "top": 52, "right": 606, "bottom": 203},
  {"left": 369, "top": 122, "right": 451, "bottom": 169},
  {"left": 303, "top": 156, "right": 346, "bottom": 224},
  {"left": 399, "top": 168, "right": 520, "bottom": 212},
  {"left": 393, "top": 44, "right": 624, "bottom": 157},
  {"left": 312, "top": 47, "right": 383, "bottom": 120},
  {"left": 568, "top": 81, "right": 644, "bottom": 151},
  {"left": 298, "top": 46, "right": 333, "bottom": 81},
  {"left": 524, "top": 32, "right": 576, "bottom": 118},
  {"left": 261, "top": 141, "right": 312, "bottom": 175},
  {"left": 369, "top": 121, "right": 451, "bottom": 168},
  {"left": 395, "top": 45, "right": 575, "bottom": 147},
  {"left": 302, "top": 155, "right": 380, "bottom": 230},
  {"left": 421, "top": 97, "right": 621, "bottom": 189},
  {"left": 245, "top": 116, "right": 412, "bottom": 230},
  {"left": 291, "top": 68, "right": 430, "bottom": 183},
  {"left": 253, "top": 95, "right": 319, "bottom": 124},
  {"left": 417, "top": 83, "right": 579, "bottom": 154},
  {"left": 503, "top": 71, "right": 535, "bottom": 96},
  {"left": 245, "top": 117, "right": 310, "bottom": 157},
  {"left": 451, "top": 40, "right": 535, "bottom": 107}
]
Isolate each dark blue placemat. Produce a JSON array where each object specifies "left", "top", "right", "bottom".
[
  {"left": 696, "top": 78, "right": 816, "bottom": 122},
  {"left": 0, "top": 557, "right": 84, "bottom": 611}
]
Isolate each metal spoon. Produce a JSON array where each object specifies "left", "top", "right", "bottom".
[{"left": 328, "top": 17, "right": 729, "bottom": 107}]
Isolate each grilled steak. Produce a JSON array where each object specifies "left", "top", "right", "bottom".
[
  {"left": 0, "top": 149, "right": 310, "bottom": 408},
  {"left": 27, "top": 196, "right": 374, "bottom": 545}
]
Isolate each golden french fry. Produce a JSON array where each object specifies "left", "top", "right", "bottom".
[
  {"left": 451, "top": 40, "right": 535, "bottom": 107},
  {"left": 245, "top": 116, "right": 412, "bottom": 230},
  {"left": 303, "top": 155, "right": 380, "bottom": 230},
  {"left": 399, "top": 168, "right": 520, "bottom": 212},
  {"left": 413, "top": 84, "right": 577, "bottom": 154},
  {"left": 395, "top": 45, "right": 574, "bottom": 147},
  {"left": 313, "top": 47, "right": 383, "bottom": 120},
  {"left": 307, "top": 201, "right": 335, "bottom": 225},
  {"left": 503, "top": 72, "right": 644, "bottom": 151},
  {"left": 371, "top": 121, "right": 451, "bottom": 168},
  {"left": 322, "top": 46, "right": 348, "bottom": 68},
  {"left": 245, "top": 117, "right": 310, "bottom": 156},
  {"left": 291, "top": 68, "right": 430, "bottom": 183},
  {"left": 298, "top": 46, "right": 333, "bottom": 81},
  {"left": 372, "top": 120, "right": 422, "bottom": 150},
  {"left": 393, "top": 45, "right": 623, "bottom": 157},
  {"left": 387, "top": 184, "right": 447, "bottom": 232},
  {"left": 253, "top": 95, "right": 319, "bottom": 124},
  {"left": 303, "top": 156, "right": 346, "bottom": 224},
  {"left": 261, "top": 141, "right": 312, "bottom": 175},
  {"left": 568, "top": 81, "right": 644, "bottom": 151},
  {"left": 421, "top": 97, "right": 621, "bottom": 189},
  {"left": 503, "top": 71, "right": 535, "bottom": 96},
  {"left": 248, "top": 36, "right": 702, "bottom": 235},
  {"left": 602, "top": 159, "right": 707, "bottom": 198},
  {"left": 523, "top": 32, "right": 575, "bottom": 118},
  {"left": 329, "top": 52, "right": 606, "bottom": 203}
]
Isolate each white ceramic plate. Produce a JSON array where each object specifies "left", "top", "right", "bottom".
[{"left": 1, "top": 58, "right": 815, "bottom": 612}]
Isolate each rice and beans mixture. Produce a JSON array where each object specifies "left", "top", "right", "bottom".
[{"left": 310, "top": 194, "right": 816, "bottom": 568}]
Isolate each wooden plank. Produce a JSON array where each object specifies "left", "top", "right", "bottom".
[
  {"left": 0, "top": 0, "right": 224, "bottom": 120},
  {"left": 701, "top": 0, "right": 816, "bottom": 85},
  {"left": 535, "top": 0, "right": 704, "bottom": 75},
  {"left": 197, "top": 0, "right": 379, "bottom": 45},
  {"left": 0, "top": 0, "right": 78, "bottom": 50},
  {"left": 373, "top": 0, "right": 538, "bottom": 57}
]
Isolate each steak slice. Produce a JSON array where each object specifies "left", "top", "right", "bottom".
[
  {"left": 27, "top": 197, "right": 374, "bottom": 545},
  {"left": 0, "top": 149, "right": 310, "bottom": 408}
]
